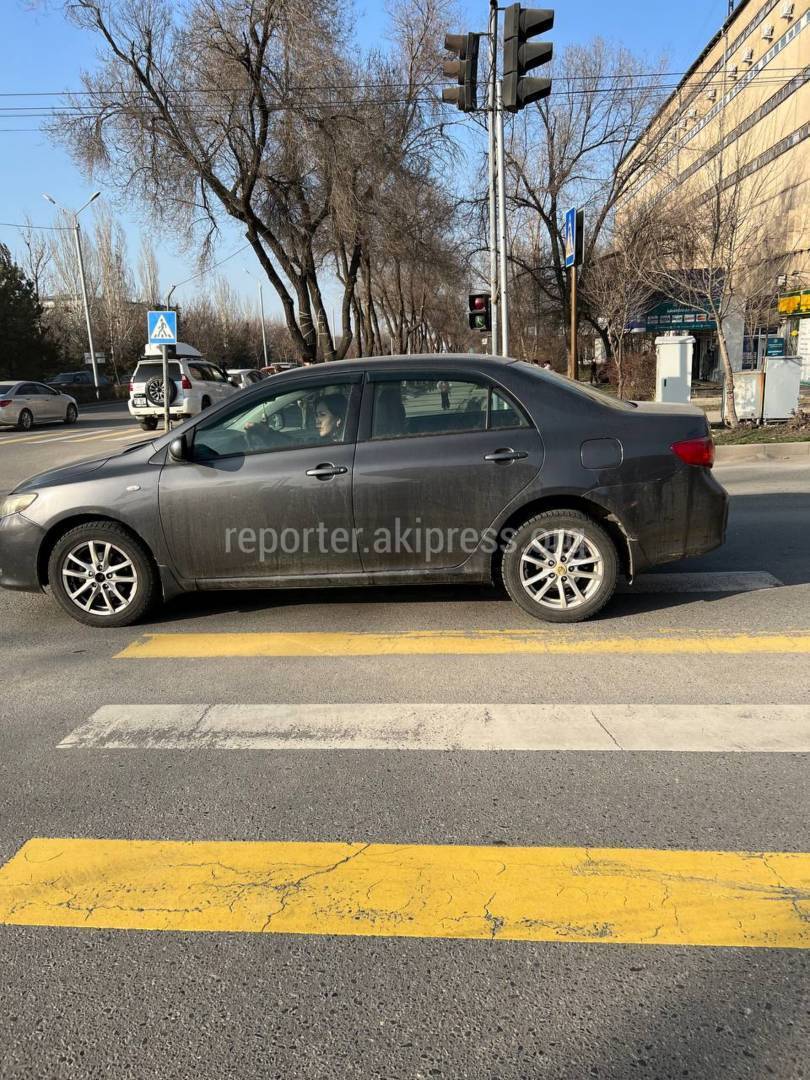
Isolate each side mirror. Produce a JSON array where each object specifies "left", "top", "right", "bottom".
[{"left": 169, "top": 434, "right": 188, "bottom": 461}]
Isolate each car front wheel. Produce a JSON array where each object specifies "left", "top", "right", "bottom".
[
  {"left": 502, "top": 510, "right": 618, "bottom": 623},
  {"left": 48, "top": 522, "right": 159, "bottom": 627}
]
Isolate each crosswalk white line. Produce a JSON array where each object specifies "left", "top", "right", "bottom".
[
  {"left": 59, "top": 704, "right": 810, "bottom": 752},
  {"left": 620, "top": 571, "right": 782, "bottom": 593}
]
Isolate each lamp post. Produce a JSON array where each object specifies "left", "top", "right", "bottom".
[
  {"left": 245, "top": 269, "right": 269, "bottom": 367},
  {"left": 43, "top": 191, "right": 101, "bottom": 398}
]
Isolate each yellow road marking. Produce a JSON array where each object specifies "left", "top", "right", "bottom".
[
  {"left": 115, "top": 630, "right": 810, "bottom": 659},
  {"left": 0, "top": 838, "right": 807, "bottom": 947}
]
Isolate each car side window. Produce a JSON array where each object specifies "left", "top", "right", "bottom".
[
  {"left": 489, "top": 389, "right": 530, "bottom": 430},
  {"left": 206, "top": 366, "right": 227, "bottom": 383},
  {"left": 187, "top": 364, "right": 205, "bottom": 382},
  {"left": 191, "top": 381, "right": 356, "bottom": 460},
  {"left": 371, "top": 378, "right": 488, "bottom": 440},
  {"left": 19, "top": 383, "right": 38, "bottom": 395},
  {"left": 36, "top": 383, "right": 59, "bottom": 396}
]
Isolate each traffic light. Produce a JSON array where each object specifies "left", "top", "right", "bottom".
[
  {"left": 501, "top": 5, "right": 554, "bottom": 113},
  {"left": 468, "top": 292, "right": 492, "bottom": 332},
  {"left": 442, "top": 32, "right": 480, "bottom": 113}
]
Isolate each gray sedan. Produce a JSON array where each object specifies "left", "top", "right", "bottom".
[{"left": 0, "top": 381, "right": 79, "bottom": 431}]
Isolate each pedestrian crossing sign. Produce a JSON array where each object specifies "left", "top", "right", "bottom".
[{"left": 147, "top": 310, "right": 178, "bottom": 345}]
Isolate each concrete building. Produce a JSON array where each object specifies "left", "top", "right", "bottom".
[{"left": 622, "top": 0, "right": 810, "bottom": 381}]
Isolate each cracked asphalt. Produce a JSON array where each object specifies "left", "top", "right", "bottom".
[{"left": 0, "top": 428, "right": 809, "bottom": 1078}]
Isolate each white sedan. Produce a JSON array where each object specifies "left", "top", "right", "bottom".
[{"left": 0, "top": 381, "right": 79, "bottom": 431}]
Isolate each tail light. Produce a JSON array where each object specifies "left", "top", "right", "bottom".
[
  {"left": 181, "top": 375, "right": 192, "bottom": 390},
  {"left": 128, "top": 382, "right": 133, "bottom": 393},
  {"left": 671, "top": 436, "right": 715, "bottom": 468},
  {"left": 0, "top": 399, "right": 11, "bottom": 408}
]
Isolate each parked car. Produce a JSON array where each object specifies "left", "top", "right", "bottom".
[
  {"left": 0, "top": 381, "right": 79, "bottom": 431},
  {"left": 48, "top": 371, "right": 111, "bottom": 387},
  {"left": 0, "top": 355, "right": 728, "bottom": 627},
  {"left": 227, "top": 368, "right": 265, "bottom": 390},
  {"left": 128, "top": 343, "right": 239, "bottom": 430}
]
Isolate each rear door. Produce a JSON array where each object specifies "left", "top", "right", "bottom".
[
  {"left": 35, "top": 383, "right": 64, "bottom": 420},
  {"left": 352, "top": 371, "right": 544, "bottom": 572},
  {"left": 17, "top": 383, "right": 43, "bottom": 422}
]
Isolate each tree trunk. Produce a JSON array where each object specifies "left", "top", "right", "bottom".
[{"left": 716, "top": 329, "right": 739, "bottom": 428}]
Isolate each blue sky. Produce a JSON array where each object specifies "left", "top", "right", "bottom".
[{"left": 1, "top": 0, "right": 732, "bottom": 318}]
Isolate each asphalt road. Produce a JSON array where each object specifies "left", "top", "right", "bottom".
[{"left": 0, "top": 406, "right": 808, "bottom": 1079}]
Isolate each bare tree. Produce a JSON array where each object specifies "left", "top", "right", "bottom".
[
  {"left": 94, "top": 204, "right": 142, "bottom": 378},
  {"left": 583, "top": 205, "right": 658, "bottom": 397},
  {"left": 18, "top": 218, "right": 52, "bottom": 301},
  {"left": 504, "top": 39, "right": 668, "bottom": 362},
  {"left": 54, "top": 0, "right": 457, "bottom": 364},
  {"left": 137, "top": 235, "right": 161, "bottom": 307},
  {"left": 652, "top": 147, "right": 789, "bottom": 427}
]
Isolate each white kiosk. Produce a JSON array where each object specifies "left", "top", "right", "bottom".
[{"left": 655, "top": 334, "right": 695, "bottom": 404}]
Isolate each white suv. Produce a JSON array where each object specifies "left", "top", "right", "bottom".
[{"left": 128, "top": 343, "right": 239, "bottom": 430}]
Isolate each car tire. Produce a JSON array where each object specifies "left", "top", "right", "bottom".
[
  {"left": 502, "top": 510, "right": 618, "bottom": 624},
  {"left": 17, "top": 409, "right": 34, "bottom": 432},
  {"left": 48, "top": 521, "right": 159, "bottom": 628},
  {"left": 139, "top": 417, "right": 159, "bottom": 431},
  {"left": 64, "top": 403, "right": 78, "bottom": 424}
]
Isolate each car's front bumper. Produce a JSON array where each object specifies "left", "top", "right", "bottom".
[{"left": 0, "top": 512, "right": 46, "bottom": 591}]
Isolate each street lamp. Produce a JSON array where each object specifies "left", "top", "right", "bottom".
[
  {"left": 43, "top": 191, "right": 102, "bottom": 398},
  {"left": 244, "top": 268, "right": 269, "bottom": 368}
]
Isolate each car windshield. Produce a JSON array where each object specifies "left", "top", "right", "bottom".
[{"left": 133, "top": 362, "right": 182, "bottom": 381}]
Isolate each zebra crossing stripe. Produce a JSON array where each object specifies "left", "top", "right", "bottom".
[
  {"left": 58, "top": 703, "right": 810, "bottom": 752},
  {"left": 1, "top": 837, "right": 807, "bottom": 947}
]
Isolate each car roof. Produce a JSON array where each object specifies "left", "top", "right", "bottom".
[{"left": 266, "top": 353, "right": 517, "bottom": 382}]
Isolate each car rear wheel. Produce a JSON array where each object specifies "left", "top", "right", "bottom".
[
  {"left": 139, "top": 417, "right": 159, "bottom": 431},
  {"left": 48, "top": 522, "right": 159, "bottom": 628},
  {"left": 17, "top": 409, "right": 33, "bottom": 432},
  {"left": 502, "top": 510, "right": 618, "bottom": 623},
  {"left": 64, "top": 403, "right": 78, "bottom": 424}
]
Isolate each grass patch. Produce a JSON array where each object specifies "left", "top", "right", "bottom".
[{"left": 714, "top": 419, "right": 810, "bottom": 445}]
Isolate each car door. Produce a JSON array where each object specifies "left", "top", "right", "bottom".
[
  {"left": 35, "top": 383, "right": 63, "bottom": 420},
  {"left": 159, "top": 375, "right": 363, "bottom": 582},
  {"left": 16, "top": 383, "right": 44, "bottom": 423},
  {"left": 352, "top": 371, "right": 544, "bottom": 573}
]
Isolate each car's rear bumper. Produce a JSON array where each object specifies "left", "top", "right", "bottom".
[
  {"left": 0, "top": 512, "right": 45, "bottom": 591},
  {"left": 588, "top": 467, "right": 729, "bottom": 575}
]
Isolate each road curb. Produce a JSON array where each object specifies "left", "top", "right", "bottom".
[{"left": 715, "top": 441, "right": 810, "bottom": 463}]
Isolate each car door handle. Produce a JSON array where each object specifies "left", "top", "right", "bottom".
[
  {"left": 484, "top": 448, "right": 528, "bottom": 462},
  {"left": 306, "top": 463, "right": 348, "bottom": 479}
]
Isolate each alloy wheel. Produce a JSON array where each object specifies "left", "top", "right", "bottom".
[
  {"left": 519, "top": 528, "right": 605, "bottom": 611},
  {"left": 61, "top": 540, "right": 139, "bottom": 616}
]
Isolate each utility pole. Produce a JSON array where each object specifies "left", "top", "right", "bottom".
[
  {"left": 496, "top": 79, "right": 509, "bottom": 357},
  {"left": 488, "top": 0, "right": 499, "bottom": 357},
  {"left": 43, "top": 191, "right": 101, "bottom": 399}
]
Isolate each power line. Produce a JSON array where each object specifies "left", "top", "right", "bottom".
[
  {"left": 0, "top": 66, "right": 804, "bottom": 98},
  {"left": 0, "top": 220, "right": 72, "bottom": 229},
  {"left": 170, "top": 242, "right": 253, "bottom": 291}
]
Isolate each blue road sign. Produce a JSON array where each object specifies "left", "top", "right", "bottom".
[
  {"left": 147, "top": 310, "right": 178, "bottom": 345},
  {"left": 563, "top": 207, "right": 577, "bottom": 269}
]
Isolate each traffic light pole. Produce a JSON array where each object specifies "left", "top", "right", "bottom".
[
  {"left": 495, "top": 80, "right": 509, "bottom": 357},
  {"left": 487, "top": 0, "right": 499, "bottom": 357}
]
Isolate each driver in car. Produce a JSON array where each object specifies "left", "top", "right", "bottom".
[{"left": 243, "top": 392, "right": 347, "bottom": 448}]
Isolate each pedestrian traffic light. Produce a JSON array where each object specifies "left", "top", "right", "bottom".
[
  {"left": 442, "top": 32, "right": 480, "bottom": 113},
  {"left": 501, "top": 5, "right": 554, "bottom": 113},
  {"left": 468, "top": 292, "right": 492, "bottom": 331}
]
